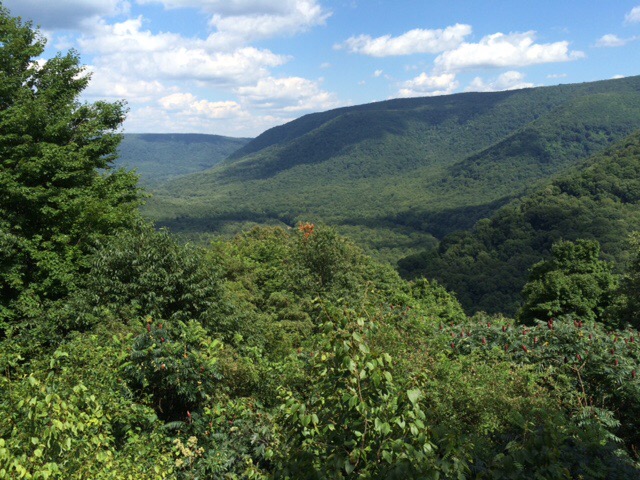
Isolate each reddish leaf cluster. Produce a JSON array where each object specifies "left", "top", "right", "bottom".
[{"left": 298, "top": 222, "right": 315, "bottom": 240}]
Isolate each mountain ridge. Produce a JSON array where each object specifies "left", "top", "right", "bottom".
[
  {"left": 398, "top": 130, "right": 640, "bottom": 314},
  {"left": 116, "top": 133, "right": 251, "bottom": 185},
  {"left": 146, "top": 75, "right": 640, "bottom": 263}
]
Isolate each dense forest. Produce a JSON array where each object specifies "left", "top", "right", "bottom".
[
  {"left": 3, "top": 7, "right": 640, "bottom": 479},
  {"left": 147, "top": 73, "right": 640, "bottom": 266},
  {"left": 116, "top": 134, "right": 251, "bottom": 186},
  {"left": 399, "top": 132, "right": 640, "bottom": 315}
]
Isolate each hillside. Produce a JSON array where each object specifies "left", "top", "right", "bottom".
[
  {"left": 147, "top": 76, "right": 640, "bottom": 262},
  {"left": 399, "top": 130, "right": 640, "bottom": 315},
  {"left": 116, "top": 133, "right": 251, "bottom": 185}
]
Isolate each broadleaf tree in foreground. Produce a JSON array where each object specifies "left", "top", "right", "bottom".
[{"left": 0, "top": 7, "right": 141, "bottom": 346}]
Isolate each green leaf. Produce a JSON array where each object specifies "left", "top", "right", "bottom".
[
  {"left": 345, "top": 460, "right": 356, "bottom": 474},
  {"left": 301, "top": 414, "right": 311, "bottom": 427},
  {"left": 407, "top": 389, "right": 422, "bottom": 406}
]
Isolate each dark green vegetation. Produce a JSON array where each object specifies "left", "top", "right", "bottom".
[
  {"left": 116, "top": 133, "right": 251, "bottom": 186},
  {"left": 3, "top": 8, "right": 640, "bottom": 479},
  {"left": 399, "top": 132, "right": 640, "bottom": 315},
  {"left": 148, "top": 74, "right": 640, "bottom": 264}
]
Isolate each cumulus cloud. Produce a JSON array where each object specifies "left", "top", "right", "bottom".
[
  {"left": 2, "top": 0, "right": 129, "bottom": 30},
  {"left": 373, "top": 69, "right": 383, "bottom": 77},
  {"left": 137, "top": 0, "right": 301, "bottom": 15},
  {"left": 595, "top": 34, "right": 631, "bottom": 47},
  {"left": 397, "top": 72, "right": 458, "bottom": 98},
  {"left": 128, "top": 102, "right": 296, "bottom": 135},
  {"left": 158, "top": 93, "right": 244, "bottom": 119},
  {"left": 83, "top": 65, "right": 172, "bottom": 102},
  {"left": 625, "top": 6, "right": 640, "bottom": 24},
  {"left": 125, "top": 103, "right": 268, "bottom": 135},
  {"left": 137, "top": 0, "right": 331, "bottom": 47},
  {"left": 465, "top": 71, "right": 534, "bottom": 92},
  {"left": 4, "top": 0, "right": 338, "bottom": 136},
  {"left": 434, "top": 31, "right": 584, "bottom": 71},
  {"left": 79, "top": 18, "right": 288, "bottom": 86},
  {"left": 336, "top": 23, "right": 471, "bottom": 56},
  {"left": 210, "top": 2, "right": 331, "bottom": 46},
  {"left": 236, "top": 76, "right": 341, "bottom": 112}
]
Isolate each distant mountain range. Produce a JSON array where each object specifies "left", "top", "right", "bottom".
[
  {"left": 143, "top": 75, "right": 640, "bottom": 268},
  {"left": 116, "top": 133, "right": 251, "bottom": 185}
]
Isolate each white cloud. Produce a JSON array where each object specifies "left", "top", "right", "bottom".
[
  {"left": 79, "top": 17, "right": 181, "bottom": 53},
  {"left": 158, "top": 93, "right": 244, "bottom": 119},
  {"left": 209, "top": 2, "right": 331, "bottom": 46},
  {"left": 337, "top": 24, "right": 471, "bottom": 56},
  {"left": 435, "top": 31, "right": 584, "bottom": 71},
  {"left": 137, "top": 0, "right": 330, "bottom": 47},
  {"left": 137, "top": 0, "right": 302, "bottom": 15},
  {"left": 373, "top": 69, "right": 383, "bottom": 77},
  {"left": 398, "top": 72, "right": 458, "bottom": 98},
  {"left": 84, "top": 65, "right": 173, "bottom": 102},
  {"left": 547, "top": 73, "right": 567, "bottom": 79},
  {"left": 126, "top": 103, "right": 294, "bottom": 136},
  {"left": 5, "top": 0, "right": 336, "bottom": 136},
  {"left": 612, "top": 74, "right": 626, "bottom": 79},
  {"left": 125, "top": 105, "right": 239, "bottom": 134},
  {"left": 625, "top": 6, "right": 640, "bottom": 24},
  {"left": 465, "top": 71, "right": 534, "bottom": 92},
  {"left": 236, "top": 76, "right": 341, "bottom": 112},
  {"left": 2, "top": 0, "right": 129, "bottom": 30},
  {"left": 595, "top": 34, "right": 630, "bottom": 47},
  {"left": 79, "top": 18, "right": 288, "bottom": 86}
]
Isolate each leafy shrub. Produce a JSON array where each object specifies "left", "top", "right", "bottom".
[
  {"left": 275, "top": 308, "right": 452, "bottom": 479},
  {"left": 519, "top": 239, "right": 619, "bottom": 325},
  {"left": 70, "top": 226, "right": 223, "bottom": 330},
  {"left": 125, "top": 318, "right": 223, "bottom": 421}
]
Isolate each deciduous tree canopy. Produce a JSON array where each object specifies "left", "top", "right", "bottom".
[{"left": 0, "top": 7, "right": 141, "bottom": 340}]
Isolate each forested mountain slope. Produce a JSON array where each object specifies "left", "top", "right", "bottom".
[
  {"left": 148, "top": 76, "right": 640, "bottom": 262},
  {"left": 399, "top": 131, "right": 640, "bottom": 315},
  {"left": 116, "top": 133, "right": 250, "bottom": 185}
]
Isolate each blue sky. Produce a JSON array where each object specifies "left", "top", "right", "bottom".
[{"left": 5, "top": 0, "right": 640, "bottom": 137}]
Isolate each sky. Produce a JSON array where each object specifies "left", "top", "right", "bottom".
[{"left": 4, "top": 0, "right": 640, "bottom": 137}]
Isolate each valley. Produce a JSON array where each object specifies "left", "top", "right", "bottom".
[{"left": 145, "top": 77, "right": 640, "bottom": 265}]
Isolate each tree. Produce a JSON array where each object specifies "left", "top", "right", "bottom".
[
  {"left": 619, "top": 233, "right": 640, "bottom": 329},
  {"left": 518, "top": 239, "right": 618, "bottom": 324},
  {"left": 0, "top": 6, "right": 141, "bottom": 339}
]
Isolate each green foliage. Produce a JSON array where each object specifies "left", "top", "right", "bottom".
[
  {"left": 0, "top": 324, "right": 176, "bottom": 479},
  {"left": 148, "top": 76, "right": 640, "bottom": 265},
  {"left": 619, "top": 233, "right": 640, "bottom": 329},
  {"left": 116, "top": 133, "right": 250, "bottom": 186},
  {"left": 519, "top": 240, "right": 619, "bottom": 325},
  {"left": 401, "top": 131, "right": 640, "bottom": 315},
  {"left": 0, "top": 7, "right": 141, "bottom": 341},
  {"left": 3, "top": 8, "right": 640, "bottom": 476},
  {"left": 444, "top": 314, "right": 640, "bottom": 468},
  {"left": 73, "top": 226, "right": 222, "bottom": 329},
  {"left": 275, "top": 310, "right": 453, "bottom": 479},
  {"left": 0, "top": 376, "right": 115, "bottom": 479},
  {"left": 125, "top": 319, "right": 223, "bottom": 421}
]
